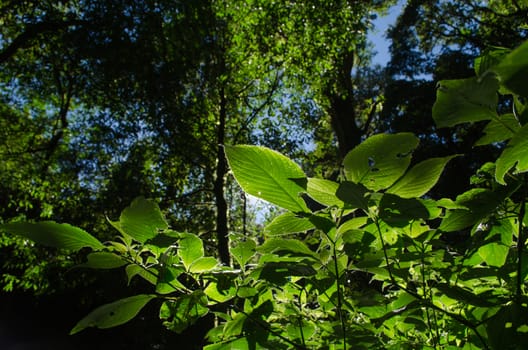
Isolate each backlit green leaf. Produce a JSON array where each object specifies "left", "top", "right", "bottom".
[
  {"left": 231, "top": 240, "right": 256, "bottom": 267},
  {"left": 80, "top": 252, "right": 127, "bottom": 269},
  {"left": 496, "top": 123, "right": 528, "bottom": 184},
  {"left": 225, "top": 145, "right": 308, "bottom": 212},
  {"left": 264, "top": 212, "right": 315, "bottom": 236},
  {"left": 1, "top": 221, "right": 104, "bottom": 251},
  {"left": 189, "top": 257, "right": 218, "bottom": 273},
  {"left": 432, "top": 76, "right": 499, "bottom": 128},
  {"left": 178, "top": 233, "right": 204, "bottom": 270},
  {"left": 306, "top": 178, "right": 343, "bottom": 207},
  {"left": 160, "top": 292, "right": 209, "bottom": 333},
  {"left": 478, "top": 243, "right": 509, "bottom": 267},
  {"left": 70, "top": 294, "right": 156, "bottom": 334},
  {"left": 257, "top": 238, "right": 317, "bottom": 259},
  {"left": 116, "top": 197, "right": 168, "bottom": 243},
  {"left": 475, "top": 114, "right": 520, "bottom": 146},
  {"left": 387, "top": 156, "right": 457, "bottom": 198},
  {"left": 343, "top": 133, "right": 419, "bottom": 191}
]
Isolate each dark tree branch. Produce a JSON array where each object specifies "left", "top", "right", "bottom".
[{"left": 0, "top": 19, "right": 86, "bottom": 64}]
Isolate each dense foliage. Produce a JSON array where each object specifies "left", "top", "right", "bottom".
[{"left": 3, "top": 41, "right": 528, "bottom": 349}]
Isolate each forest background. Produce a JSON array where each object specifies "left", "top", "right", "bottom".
[{"left": 0, "top": 0, "right": 527, "bottom": 349}]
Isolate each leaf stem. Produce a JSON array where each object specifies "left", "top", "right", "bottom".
[{"left": 517, "top": 197, "right": 526, "bottom": 301}]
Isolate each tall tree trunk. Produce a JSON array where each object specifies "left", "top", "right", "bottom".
[
  {"left": 214, "top": 85, "right": 230, "bottom": 266},
  {"left": 325, "top": 52, "right": 363, "bottom": 159}
]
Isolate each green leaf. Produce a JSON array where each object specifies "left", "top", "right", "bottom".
[
  {"left": 343, "top": 133, "right": 419, "bottom": 191},
  {"left": 204, "top": 280, "right": 236, "bottom": 304},
  {"left": 189, "top": 257, "right": 218, "bottom": 273},
  {"left": 70, "top": 294, "right": 156, "bottom": 334},
  {"left": 306, "top": 178, "right": 343, "bottom": 207},
  {"left": 156, "top": 266, "right": 186, "bottom": 294},
  {"left": 474, "top": 47, "right": 510, "bottom": 77},
  {"left": 125, "top": 264, "right": 158, "bottom": 285},
  {"left": 475, "top": 114, "right": 520, "bottom": 146},
  {"left": 432, "top": 76, "right": 499, "bottom": 128},
  {"left": 496, "top": 123, "right": 528, "bottom": 184},
  {"left": 487, "top": 304, "right": 528, "bottom": 350},
  {"left": 434, "top": 284, "right": 494, "bottom": 307},
  {"left": 336, "top": 181, "right": 369, "bottom": 210},
  {"left": 160, "top": 291, "right": 209, "bottom": 333},
  {"left": 204, "top": 337, "right": 249, "bottom": 350},
  {"left": 387, "top": 156, "right": 457, "bottom": 198},
  {"left": 264, "top": 212, "right": 315, "bottom": 236},
  {"left": 257, "top": 238, "right": 317, "bottom": 259},
  {"left": 379, "top": 194, "right": 430, "bottom": 227},
  {"left": 178, "top": 233, "right": 204, "bottom": 270},
  {"left": 225, "top": 145, "right": 308, "bottom": 212},
  {"left": 493, "top": 40, "right": 528, "bottom": 97},
  {"left": 80, "top": 252, "right": 127, "bottom": 269},
  {"left": 115, "top": 197, "right": 168, "bottom": 243},
  {"left": 1, "top": 221, "right": 104, "bottom": 251},
  {"left": 477, "top": 243, "right": 509, "bottom": 267},
  {"left": 231, "top": 240, "right": 256, "bottom": 267}
]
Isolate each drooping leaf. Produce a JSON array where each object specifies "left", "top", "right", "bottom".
[
  {"left": 70, "top": 294, "right": 156, "bottom": 334},
  {"left": 493, "top": 40, "right": 528, "bottom": 97},
  {"left": 178, "top": 233, "right": 204, "bottom": 270},
  {"left": 231, "top": 240, "right": 256, "bottom": 267},
  {"left": 475, "top": 114, "right": 520, "bottom": 146},
  {"left": 80, "top": 252, "right": 127, "bottom": 269},
  {"left": 387, "top": 156, "right": 458, "bottom": 198},
  {"left": 264, "top": 212, "right": 315, "bottom": 236},
  {"left": 114, "top": 197, "right": 168, "bottom": 243},
  {"left": 1, "top": 221, "right": 104, "bottom": 251},
  {"left": 343, "top": 133, "right": 419, "bottom": 191},
  {"left": 306, "top": 178, "right": 344, "bottom": 207},
  {"left": 432, "top": 76, "right": 499, "bottom": 128},
  {"left": 224, "top": 145, "right": 308, "bottom": 212},
  {"left": 496, "top": 123, "right": 528, "bottom": 184}
]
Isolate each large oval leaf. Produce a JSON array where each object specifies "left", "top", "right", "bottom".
[
  {"left": 225, "top": 145, "right": 308, "bottom": 212},
  {"left": 264, "top": 212, "right": 315, "bottom": 236},
  {"left": 496, "top": 123, "right": 528, "bottom": 184},
  {"left": 432, "top": 75, "right": 499, "bottom": 128},
  {"left": 343, "top": 133, "right": 419, "bottom": 191},
  {"left": 493, "top": 40, "right": 528, "bottom": 97},
  {"left": 0, "top": 221, "right": 104, "bottom": 251},
  {"left": 178, "top": 233, "right": 204, "bottom": 270},
  {"left": 112, "top": 196, "right": 168, "bottom": 243},
  {"left": 70, "top": 294, "right": 156, "bottom": 334},
  {"left": 306, "top": 178, "right": 344, "bottom": 207},
  {"left": 387, "top": 155, "right": 458, "bottom": 198}
]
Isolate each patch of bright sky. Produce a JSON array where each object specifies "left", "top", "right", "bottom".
[{"left": 368, "top": 0, "right": 405, "bottom": 67}]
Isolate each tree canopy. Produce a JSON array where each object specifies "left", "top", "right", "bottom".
[{"left": 1, "top": 0, "right": 528, "bottom": 349}]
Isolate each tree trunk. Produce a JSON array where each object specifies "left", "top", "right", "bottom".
[
  {"left": 214, "top": 85, "right": 230, "bottom": 266},
  {"left": 326, "top": 52, "right": 363, "bottom": 159}
]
